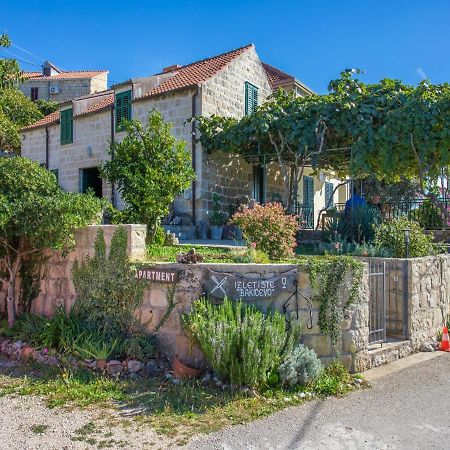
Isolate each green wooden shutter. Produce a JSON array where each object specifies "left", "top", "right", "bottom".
[
  {"left": 115, "top": 90, "right": 132, "bottom": 130},
  {"left": 325, "top": 182, "right": 334, "bottom": 208},
  {"left": 303, "top": 176, "right": 314, "bottom": 206},
  {"left": 60, "top": 108, "right": 73, "bottom": 145},
  {"left": 245, "top": 82, "right": 258, "bottom": 115}
]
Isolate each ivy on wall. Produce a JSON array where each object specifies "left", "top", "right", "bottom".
[{"left": 297, "top": 256, "right": 363, "bottom": 346}]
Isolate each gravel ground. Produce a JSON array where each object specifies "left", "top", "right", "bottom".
[
  {"left": 0, "top": 357, "right": 170, "bottom": 450},
  {"left": 187, "top": 352, "right": 450, "bottom": 450},
  {"left": 1, "top": 353, "right": 448, "bottom": 449}
]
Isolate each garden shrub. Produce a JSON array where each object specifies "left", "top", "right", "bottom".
[
  {"left": 409, "top": 200, "right": 444, "bottom": 229},
  {"left": 72, "top": 226, "right": 145, "bottom": 341},
  {"left": 373, "top": 218, "right": 444, "bottom": 257},
  {"left": 231, "top": 203, "right": 298, "bottom": 260},
  {"left": 231, "top": 244, "right": 270, "bottom": 264},
  {"left": 183, "top": 297, "right": 300, "bottom": 387},
  {"left": 279, "top": 344, "right": 323, "bottom": 387},
  {"left": 325, "top": 205, "right": 381, "bottom": 244}
]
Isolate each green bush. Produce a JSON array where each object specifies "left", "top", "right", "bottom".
[
  {"left": 373, "top": 218, "right": 444, "bottom": 258},
  {"left": 231, "top": 245, "right": 270, "bottom": 264},
  {"left": 325, "top": 205, "right": 381, "bottom": 244},
  {"left": 183, "top": 297, "right": 300, "bottom": 387},
  {"left": 279, "top": 344, "right": 323, "bottom": 387},
  {"left": 72, "top": 226, "right": 145, "bottom": 340},
  {"left": 409, "top": 200, "right": 443, "bottom": 229},
  {"left": 312, "top": 361, "right": 353, "bottom": 396}
]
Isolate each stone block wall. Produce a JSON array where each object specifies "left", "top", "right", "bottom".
[
  {"left": 408, "top": 255, "right": 450, "bottom": 349},
  {"left": 135, "top": 262, "right": 370, "bottom": 373},
  {"left": 19, "top": 76, "right": 107, "bottom": 103},
  {"left": 0, "top": 225, "right": 146, "bottom": 317}
]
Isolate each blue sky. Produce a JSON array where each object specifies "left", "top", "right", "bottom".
[{"left": 2, "top": 0, "right": 449, "bottom": 93}]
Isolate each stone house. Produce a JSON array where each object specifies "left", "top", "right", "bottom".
[
  {"left": 21, "top": 45, "right": 348, "bottom": 234},
  {"left": 19, "top": 60, "right": 108, "bottom": 103}
]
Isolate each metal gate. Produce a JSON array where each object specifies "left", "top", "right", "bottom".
[
  {"left": 368, "top": 259, "right": 409, "bottom": 345},
  {"left": 368, "top": 260, "right": 386, "bottom": 344}
]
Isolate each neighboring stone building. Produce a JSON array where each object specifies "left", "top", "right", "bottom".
[
  {"left": 21, "top": 44, "right": 348, "bottom": 234},
  {"left": 19, "top": 60, "right": 108, "bottom": 103}
]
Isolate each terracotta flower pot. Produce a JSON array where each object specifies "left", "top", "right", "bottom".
[
  {"left": 172, "top": 356, "right": 202, "bottom": 379},
  {"left": 96, "top": 359, "right": 107, "bottom": 370},
  {"left": 21, "top": 346, "right": 35, "bottom": 360}
]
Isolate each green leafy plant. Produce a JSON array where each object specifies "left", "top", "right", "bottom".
[
  {"left": 101, "top": 111, "right": 195, "bottom": 240},
  {"left": 279, "top": 344, "right": 323, "bottom": 387},
  {"left": 409, "top": 200, "right": 444, "bottom": 230},
  {"left": 231, "top": 244, "right": 270, "bottom": 264},
  {"left": 121, "top": 335, "right": 157, "bottom": 360},
  {"left": 72, "top": 226, "right": 145, "bottom": 340},
  {"left": 312, "top": 361, "right": 353, "bottom": 396},
  {"left": 0, "top": 156, "right": 103, "bottom": 327},
  {"left": 209, "top": 193, "right": 227, "bottom": 226},
  {"left": 329, "top": 206, "right": 381, "bottom": 244},
  {"left": 373, "top": 217, "right": 444, "bottom": 258},
  {"left": 231, "top": 203, "right": 298, "bottom": 260},
  {"left": 73, "top": 336, "right": 119, "bottom": 361},
  {"left": 183, "top": 297, "right": 300, "bottom": 387},
  {"left": 298, "top": 256, "right": 363, "bottom": 345}
]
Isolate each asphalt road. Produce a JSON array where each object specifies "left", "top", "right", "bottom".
[{"left": 187, "top": 353, "right": 450, "bottom": 450}]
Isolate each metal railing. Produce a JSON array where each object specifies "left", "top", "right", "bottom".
[
  {"left": 325, "top": 198, "right": 450, "bottom": 230},
  {"left": 292, "top": 203, "right": 314, "bottom": 229}
]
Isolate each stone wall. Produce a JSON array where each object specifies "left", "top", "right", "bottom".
[
  {"left": 0, "top": 225, "right": 146, "bottom": 317},
  {"left": 135, "top": 262, "right": 370, "bottom": 373},
  {"left": 19, "top": 75, "right": 108, "bottom": 103},
  {"left": 408, "top": 255, "right": 450, "bottom": 349},
  {"left": 360, "top": 255, "right": 450, "bottom": 349},
  {"left": 0, "top": 225, "right": 370, "bottom": 372}
]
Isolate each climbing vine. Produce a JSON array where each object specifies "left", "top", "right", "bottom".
[{"left": 297, "top": 256, "right": 363, "bottom": 346}]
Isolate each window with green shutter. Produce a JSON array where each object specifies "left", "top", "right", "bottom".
[
  {"left": 115, "top": 90, "right": 132, "bottom": 130},
  {"left": 60, "top": 108, "right": 73, "bottom": 145},
  {"left": 325, "top": 181, "right": 334, "bottom": 208},
  {"left": 245, "top": 82, "right": 258, "bottom": 115}
]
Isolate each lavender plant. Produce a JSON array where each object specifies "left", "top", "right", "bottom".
[{"left": 279, "top": 344, "right": 323, "bottom": 387}]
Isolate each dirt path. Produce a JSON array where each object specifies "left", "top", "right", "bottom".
[{"left": 0, "top": 357, "right": 170, "bottom": 450}]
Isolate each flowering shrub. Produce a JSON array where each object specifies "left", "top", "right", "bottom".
[{"left": 231, "top": 203, "right": 298, "bottom": 260}]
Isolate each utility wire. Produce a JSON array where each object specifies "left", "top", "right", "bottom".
[
  {"left": 11, "top": 42, "right": 45, "bottom": 63},
  {"left": 0, "top": 48, "right": 41, "bottom": 67}
]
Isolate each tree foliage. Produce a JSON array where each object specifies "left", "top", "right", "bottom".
[
  {"left": 195, "top": 70, "right": 450, "bottom": 220},
  {"left": 0, "top": 157, "right": 103, "bottom": 326},
  {"left": 101, "top": 111, "right": 195, "bottom": 237},
  {"left": 0, "top": 34, "right": 22, "bottom": 89},
  {"left": 0, "top": 34, "right": 44, "bottom": 153}
]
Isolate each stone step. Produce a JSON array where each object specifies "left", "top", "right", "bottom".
[{"left": 367, "top": 340, "right": 413, "bottom": 369}]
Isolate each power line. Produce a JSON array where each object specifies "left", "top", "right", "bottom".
[
  {"left": 0, "top": 48, "right": 41, "bottom": 67},
  {"left": 11, "top": 42, "right": 45, "bottom": 63}
]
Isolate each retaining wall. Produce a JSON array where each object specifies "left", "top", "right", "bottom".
[{"left": 1, "top": 225, "right": 448, "bottom": 373}]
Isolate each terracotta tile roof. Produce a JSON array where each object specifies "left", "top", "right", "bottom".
[
  {"left": 22, "top": 92, "right": 114, "bottom": 130},
  {"left": 22, "top": 110, "right": 60, "bottom": 130},
  {"left": 262, "top": 63, "right": 295, "bottom": 88},
  {"left": 75, "top": 94, "right": 114, "bottom": 117},
  {"left": 262, "top": 63, "right": 314, "bottom": 94},
  {"left": 22, "top": 70, "right": 107, "bottom": 81},
  {"left": 140, "top": 44, "right": 254, "bottom": 99}
]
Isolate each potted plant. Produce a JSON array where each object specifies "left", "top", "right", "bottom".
[{"left": 210, "top": 193, "right": 227, "bottom": 240}]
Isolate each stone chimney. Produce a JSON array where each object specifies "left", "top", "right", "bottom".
[{"left": 162, "top": 64, "right": 181, "bottom": 73}]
